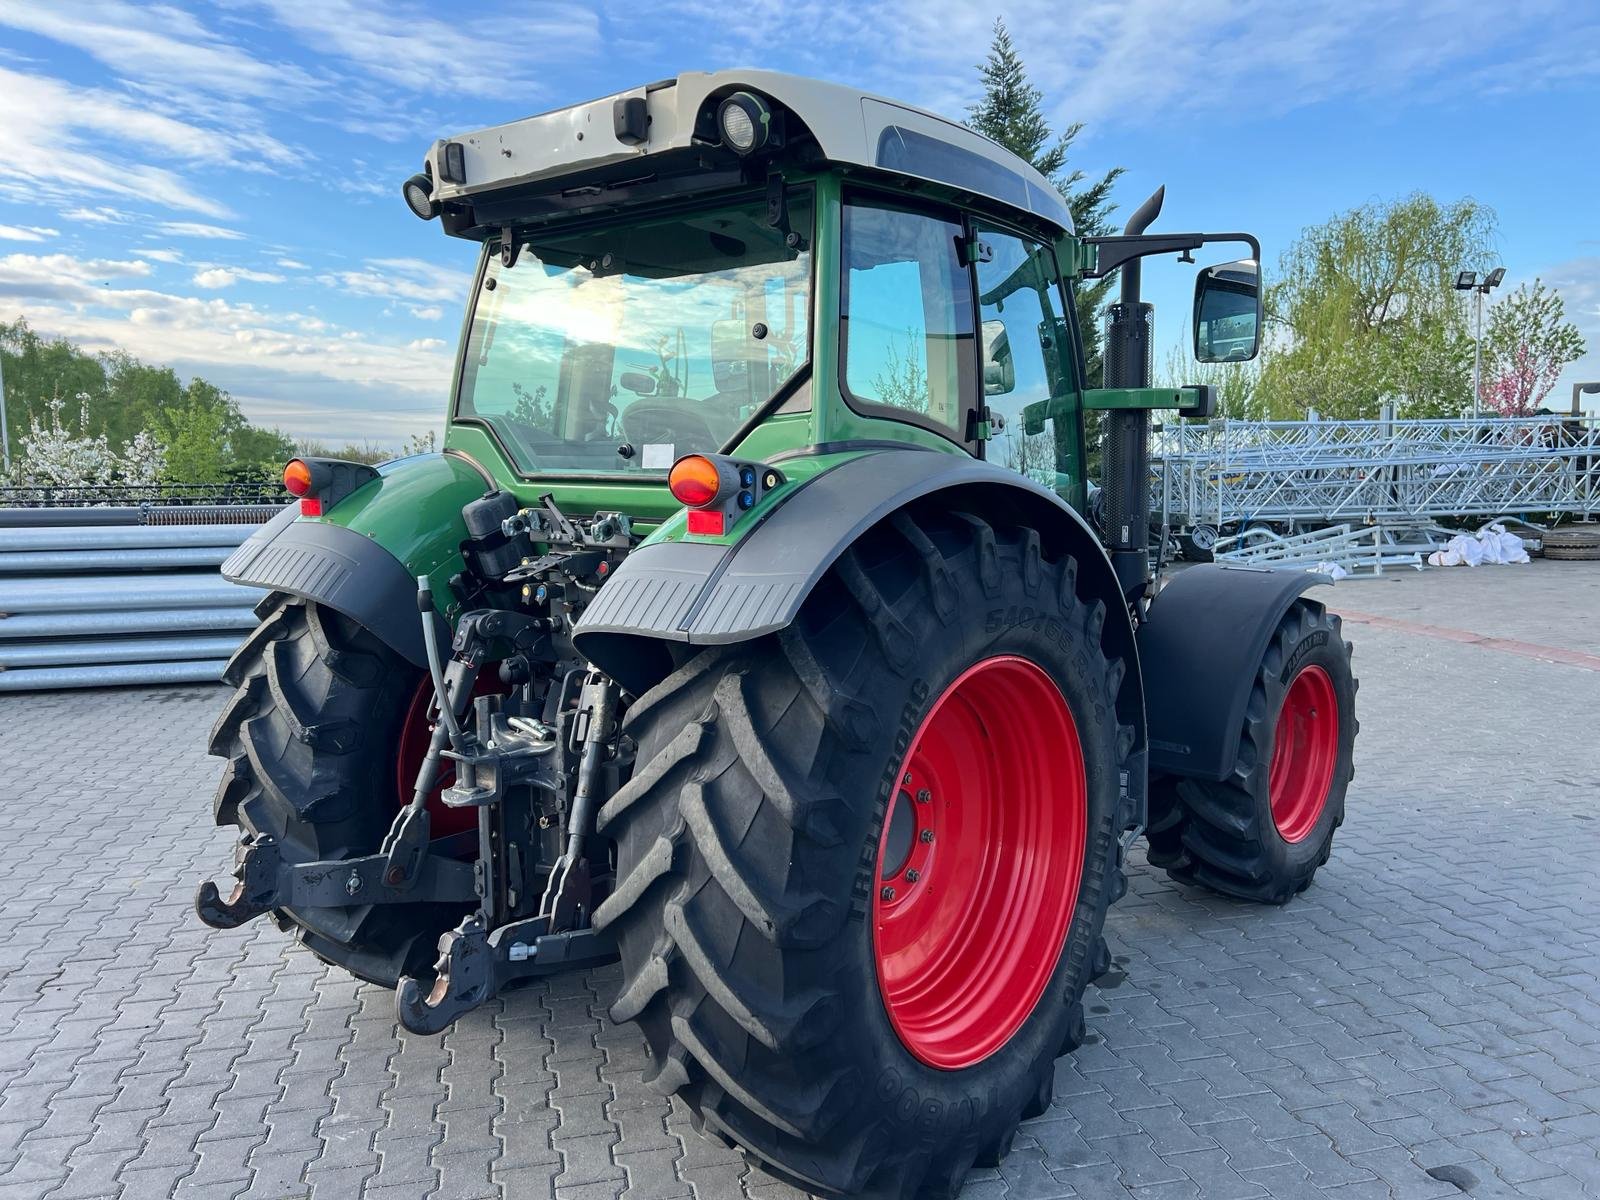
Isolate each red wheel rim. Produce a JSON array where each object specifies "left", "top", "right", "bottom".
[
  {"left": 1268, "top": 664, "right": 1339, "bottom": 843},
  {"left": 395, "top": 675, "right": 502, "bottom": 840},
  {"left": 872, "top": 655, "right": 1087, "bottom": 1070}
]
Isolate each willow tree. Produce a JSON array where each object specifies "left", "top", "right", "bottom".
[{"left": 1258, "top": 194, "right": 1498, "bottom": 418}]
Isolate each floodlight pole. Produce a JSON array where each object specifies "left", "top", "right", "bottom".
[{"left": 1472, "top": 287, "right": 1484, "bottom": 421}]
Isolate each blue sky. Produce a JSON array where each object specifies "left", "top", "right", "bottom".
[{"left": 1, "top": 0, "right": 1598, "bottom": 447}]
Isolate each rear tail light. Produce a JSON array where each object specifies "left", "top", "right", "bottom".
[
  {"left": 668, "top": 455, "right": 726, "bottom": 508},
  {"left": 668, "top": 453, "right": 784, "bottom": 539},
  {"left": 283, "top": 459, "right": 314, "bottom": 496}
]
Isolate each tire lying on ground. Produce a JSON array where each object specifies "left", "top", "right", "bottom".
[
  {"left": 596, "top": 506, "right": 1132, "bottom": 1200},
  {"left": 209, "top": 593, "right": 474, "bottom": 985},
  {"left": 1542, "top": 525, "right": 1600, "bottom": 561},
  {"left": 1146, "top": 599, "right": 1357, "bottom": 904}
]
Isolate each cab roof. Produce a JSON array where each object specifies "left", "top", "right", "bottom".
[{"left": 422, "top": 69, "right": 1073, "bottom": 236}]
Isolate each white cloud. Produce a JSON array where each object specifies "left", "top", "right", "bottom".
[
  {"left": 193, "top": 266, "right": 286, "bottom": 289},
  {"left": 276, "top": 258, "right": 309, "bottom": 270},
  {"left": 252, "top": 0, "right": 600, "bottom": 99},
  {"left": 157, "top": 221, "right": 245, "bottom": 241},
  {"left": 0, "top": 66, "right": 241, "bottom": 217},
  {"left": 409, "top": 305, "right": 444, "bottom": 321},
  {"left": 142, "top": 248, "right": 184, "bottom": 264},
  {"left": 61, "top": 206, "right": 129, "bottom": 225},
  {"left": 407, "top": 337, "right": 444, "bottom": 351},
  {"left": 318, "top": 256, "right": 471, "bottom": 306},
  {"left": 0, "top": 224, "right": 58, "bottom": 242},
  {"left": 0, "top": 1, "right": 323, "bottom": 105}
]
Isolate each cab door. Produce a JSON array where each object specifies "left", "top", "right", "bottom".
[{"left": 970, "top": 224, "right": 1085, "bottom": 505}]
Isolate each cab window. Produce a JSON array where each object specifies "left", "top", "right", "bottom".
[
  {"left": 840, "top": 200, "right": 975, "bottom": 441},
  {"left": 972, "top": 227, "right": 1079, "bottom": 490}
]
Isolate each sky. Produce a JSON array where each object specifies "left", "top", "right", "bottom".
[{"left": 1, "top": 0, "right": 1598, "bottom": 448}]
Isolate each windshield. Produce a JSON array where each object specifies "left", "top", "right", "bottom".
[{"left": 455, "top": 193, "right": 813, "bottom": 475}]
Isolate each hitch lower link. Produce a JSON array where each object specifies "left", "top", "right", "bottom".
[
  {"left": 394, "top": 669, "right": 621, "bottom": 1035},
  {"left": 195, "top": 834, "right": 478, "bottom": 930}
]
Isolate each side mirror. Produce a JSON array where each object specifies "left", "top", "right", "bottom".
[
  {"left": 1193, "top": 259, "right": 1261, "bottom": 363},
  {"left": 619, "top": 371, "right": 657, "bottom": 396},
  {"left": 981, "top": 319, "right": 1015, "bottom": 396}
]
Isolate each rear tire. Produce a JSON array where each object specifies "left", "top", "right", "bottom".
[
  {"left": 208, "top": 594, "right": 471, "bottom": 985},
  {"left": 1146, "top": 600, "right": 1356, "bottom": 904},
  {"left": 595, "top": 508, "right": 1131, "bottom": 1200}
]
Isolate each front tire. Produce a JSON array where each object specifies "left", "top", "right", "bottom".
[
  {"left": 595, "top": 508, "right": 1132, "bottom": 1200},
  {"left": 1146, "top": 600, "right": 1357, "bottom": 903}
]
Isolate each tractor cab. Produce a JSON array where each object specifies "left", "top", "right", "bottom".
[{"left": 405, "top": 71, "right": 1099, "bottom": 505}]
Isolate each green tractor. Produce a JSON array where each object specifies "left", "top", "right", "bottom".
[{"left": 198, "top": 71, "right": 1356, "bottom": 1200}]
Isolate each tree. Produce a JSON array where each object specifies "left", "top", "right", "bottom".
[
  {"left": 968, "top": 19, "right": 1124, "bottom": 384},
  {"left": 1257, "top": 194, "right": 1497, "bottom": 418},
  {"left": 1, "top": 318, "right": 295, "bottom": 484},
  {"left": 152, "top": 395, "right": 231, "bottom": 483},
  {"left": 6, "top": 392, "right": 169, "bottom": 497},
  {"left": 1481, "top": 279, "right": 1586, "bottom": 416}
]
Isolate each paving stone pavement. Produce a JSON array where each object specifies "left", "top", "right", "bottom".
[{"left": 1, "top": 562, "right": 1598, "bottom": 1200}]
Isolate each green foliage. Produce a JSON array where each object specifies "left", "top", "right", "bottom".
[
  {"left": 292, "top": 436, "right": 391, "bottom": 466},
  {"left": 1, "top": 316, "right": 294, "bottom": 485},
  {"left": 1482, "top": 279, "right": 1586, "bottom": 415},
  {"left": 1257, "top": 194, "right": 1497, "bottom": 418},
  {"left": 967, "top": 19, "right": 1123, "bottom": 384}
]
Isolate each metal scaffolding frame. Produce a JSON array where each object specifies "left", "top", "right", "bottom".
[{"left": 1154, "top": 413, "right": 1600, "bottom": 531}]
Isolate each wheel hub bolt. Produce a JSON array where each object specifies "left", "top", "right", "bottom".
[
  {"left": 881, "top": 886, "right": 895, "bottom": 901},
  {"left": 905, "top": 869, "right": 921, "bottom": 883},
  {"left": 920, "top": 829, "right": 935, "bottom": 843},
  {"left": 916, "top": 789, "right": 931, "bottom": 804},
  {"left": 903, "top": 772, "right": 913, "bottom": 785}
]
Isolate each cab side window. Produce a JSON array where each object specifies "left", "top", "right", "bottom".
[
  {"left": 841, "top": 201, "right": 975, "bottom": 440},
  {"left": 972, "top": 228, "right": 1077, "bottom": 488}
]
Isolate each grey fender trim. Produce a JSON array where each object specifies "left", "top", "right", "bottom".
[
  {"left": 1138, "top": 564, "right": 1330, "bottom": 781},
  {"left": 222, "top": 505, "right": 443, "bottom": 668},
  {"left": 575, "top": 446, "right": 1127, "bottom": 665}
]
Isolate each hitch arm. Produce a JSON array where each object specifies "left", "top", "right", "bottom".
[{"left": 195, "top": 834, "right": 478, "bottom": 930}]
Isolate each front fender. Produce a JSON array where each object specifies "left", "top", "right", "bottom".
[
  {"left": 221, "top": 452, "right": 487, "bottom": 665},
  {"left": 1139, "top": 564, "right": 1330, "bottom": 781}
]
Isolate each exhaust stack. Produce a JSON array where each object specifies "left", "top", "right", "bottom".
[{"left": 1101, "top": 185, "right": 1164, "bottom": 598}]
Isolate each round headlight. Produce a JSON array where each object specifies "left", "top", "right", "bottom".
[
  {"left": 717, "top": 92, "right": 770, "bottom": 155},
  {"left": 402, "top": 172, "right": 437, "bottom": 220}
]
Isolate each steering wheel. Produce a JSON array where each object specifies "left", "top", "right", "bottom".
[{"left": 621, "top": 401, "right": 719, "bottom": 450}]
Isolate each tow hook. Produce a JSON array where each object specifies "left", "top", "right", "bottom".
[
  {"left": 195, "top": 833, "right": 283, "bottom": 929},
  {"left": 395, "top": 913, "right": 616, "bottom": 1035}
]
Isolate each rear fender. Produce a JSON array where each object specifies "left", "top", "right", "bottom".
[
  {"left": 1138, "top": 564, "right": 1330, "bottom": 781},
  {"left": 574, "top": 448, "right": 1146, "bottom": 818},
  {"left": 222, "top": 453, "right": 487, "bottom": 666}
]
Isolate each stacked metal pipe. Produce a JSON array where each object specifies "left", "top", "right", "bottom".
[{"left": 0, "top": 516, "right": 271, "bottom": 692}]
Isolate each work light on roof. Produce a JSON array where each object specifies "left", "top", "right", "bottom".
[
  {"left": 403, "top": 172, "right": 438, "bottom": 221},
  {"left": 717, "top": 92, "right": 770, "bottom": 155}
]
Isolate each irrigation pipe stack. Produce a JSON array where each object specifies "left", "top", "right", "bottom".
[{"left": 0, "top": 513, "right": 274, "bottom": 692}]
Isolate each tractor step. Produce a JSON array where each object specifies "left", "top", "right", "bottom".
[
  {"left": 395, "top": 912, "right": 617, "bottom": 1033},
  {"left": 194, "top": 833, "right": 479, "bottom": 930}
]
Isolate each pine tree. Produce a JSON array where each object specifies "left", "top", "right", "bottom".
[{"left": 968, "top": 19, "right": 1123, "bottom": 383}]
